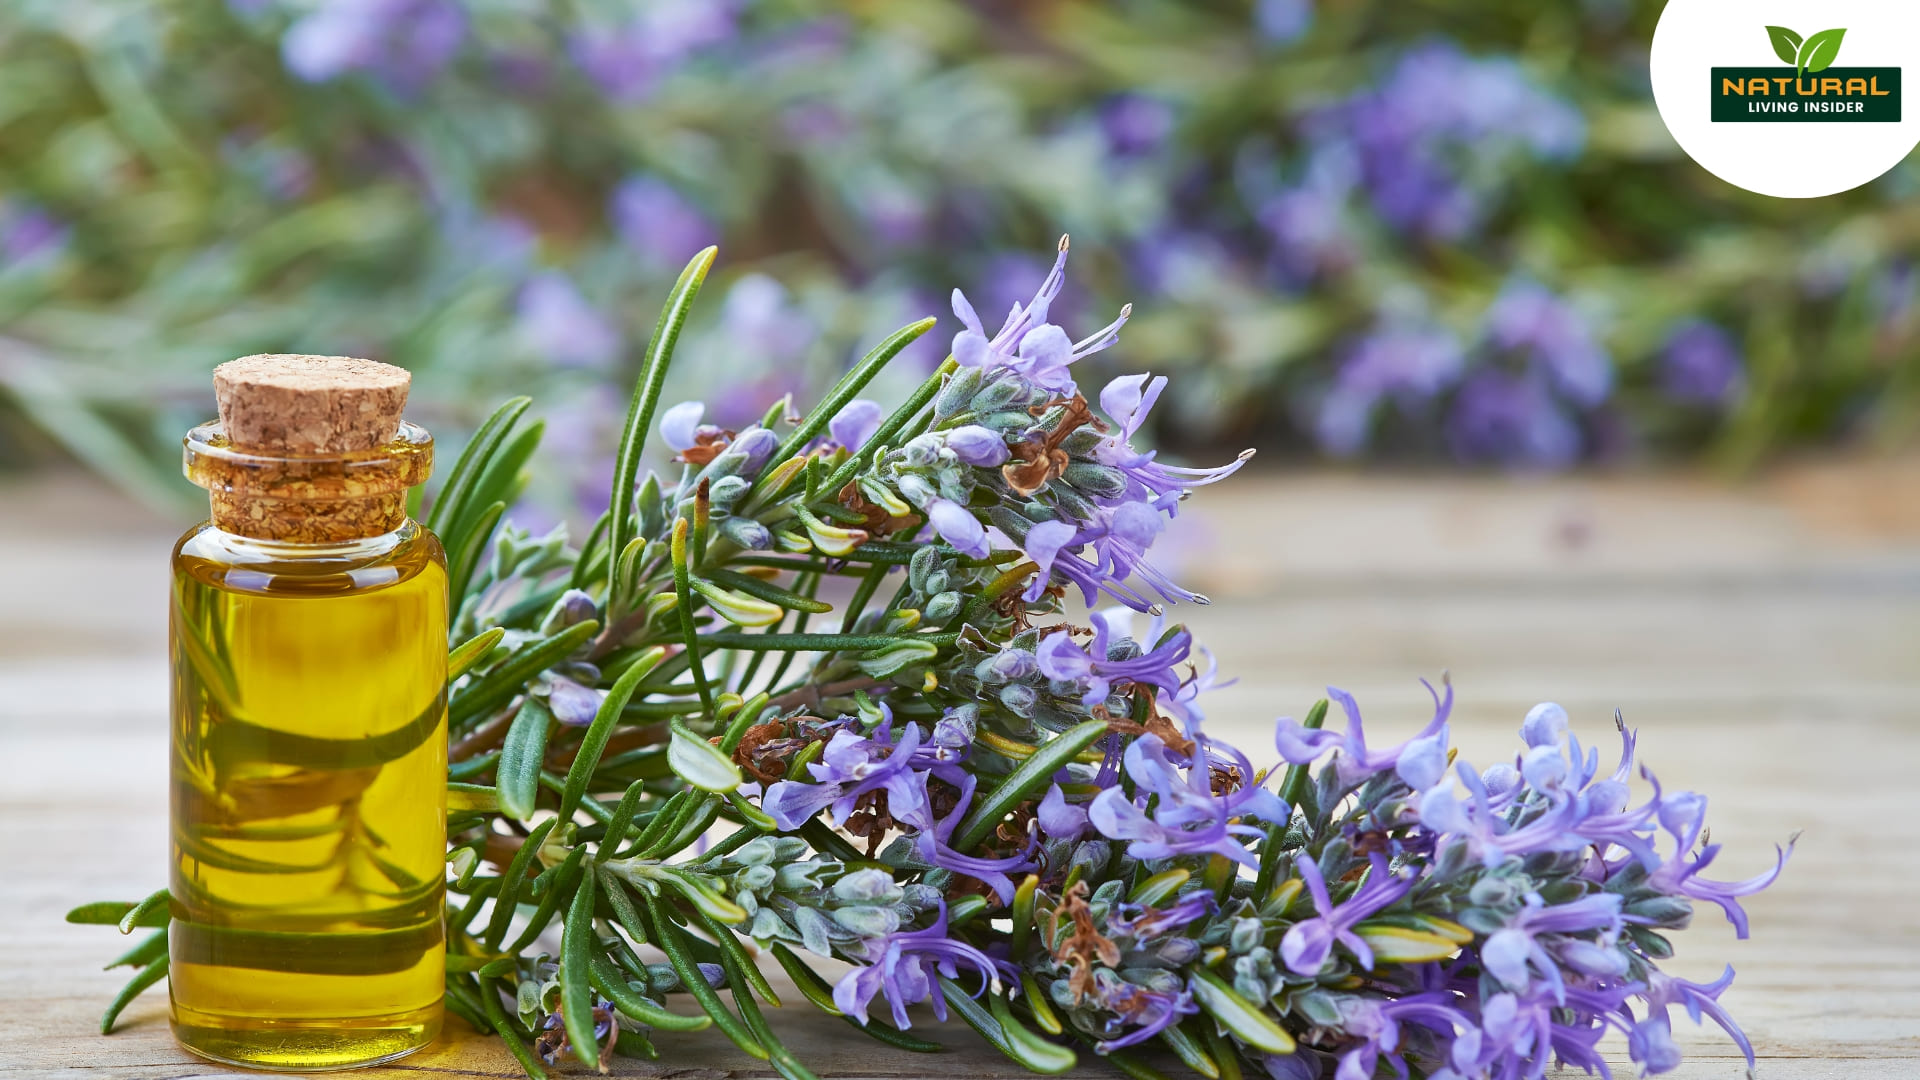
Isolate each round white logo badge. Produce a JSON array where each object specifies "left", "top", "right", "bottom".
[{"left": 1650, "top": 0, "right": 1920, "bottom": 197}]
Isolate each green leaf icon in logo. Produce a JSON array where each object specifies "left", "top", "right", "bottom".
[
  {"left": 1798, "top": 28, "right": 1846, "bottom": 75},
  {"left": 1765, "top": 25, "right": 1803, "bottom": 65}
]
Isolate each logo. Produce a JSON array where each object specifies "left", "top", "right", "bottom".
[
  {"left": 1651, "top": 0, "right": 1920, "bottom": 198},
  {"left": 1709, "top": 26, "right": 1901, "bottom": 122}
]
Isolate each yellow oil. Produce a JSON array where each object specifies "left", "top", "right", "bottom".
[{"left": 169, "top": 520, "right": 448, "bottom": 1070}]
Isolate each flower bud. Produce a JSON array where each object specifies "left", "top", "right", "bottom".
[
  {"left": 707, "top": 475, "right": 751, "bottom": 505},
  {"left": 719, "top": 516, "right": 773, "bottom": 550},
  {"left": 730, "top": 426, "right": 779, "bottom": 476},
  {"left": 934, "top": 365, "right": 984, "bottom": 417},
  {"left": 732, "top": 837, "right": 779, "bottom": 867},
  {"left": 1062, "top": 461, "right": 1128, "bottom": 499},
  {"left": 1066, "top": 840, "right": 1112, "bottom": 880},
  {"left": 833, "top": 868, "right": 904, "bottom": 905},
  {"left": 925, "top": 590, "right": 962, "bottom": 622},
  {"left": 970, "top": 376, "right": 1025, "bottom": 413},
  {"left": 998, "top": 682, "right": 1039, "bottom": 716},
  {"left": 831, "top": 904, "right": 901, "bottom": 938},
  {"left": 946, "top": 424, "right": 1010, "bottom": 467},
  {"left": 540, "top": 588, "right": 599, "bottom": 634},
  {"left": 1229, "top": 917, "right": 1265, "bottom": 954},
  {"left": 736, "top": 864, "right": 776, "bottom": 894}
]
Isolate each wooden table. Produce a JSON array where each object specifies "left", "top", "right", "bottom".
[{"left": 6, "top": 462, "right": 1918, "bottom": 1079}]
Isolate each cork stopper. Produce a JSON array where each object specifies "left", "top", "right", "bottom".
[{"left": 213, "top": 354, "right": 410, "bottom": 454}]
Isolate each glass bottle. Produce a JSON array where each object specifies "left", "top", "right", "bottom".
[{"left": 169, "top": 356, "right": 447, "bottom": 1070}]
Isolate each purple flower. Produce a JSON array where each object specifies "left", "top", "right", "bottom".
[
  {"left": 1312, "top": 41, "right": 1583, "bottom": 240},
  {"left": 1088, "top": 734, "right": 1286, "bottom": 868},
  {"left": 944, "top": 425, "right": 1009, "bottom": 467},
  {"left": 1628, "top": 967, "right": 1753, "bottom": 1075},
  {"left": 1660, "top": 319, "right": 1743, "bottom": 406},
  {"left": 1479, "top": 893, "right": 1623, "bottom": 1000},
  {"left": 1445, "top": 371, "right": 1581, "bottom": 468},
  {"left": 761, "top": 722, "right": 932, "bottom": 833},
  {"left": 1280, "top": 852, "right": 1415, "bottom": 974},
  {"left": 1274, "top": 682, "right": 1452, "bottom": 789},
  {"left": 1037, "top": 784, "right": 1090, "bottom": 842},
  {"left": 1254, "top": 0, "right": 1314, "bottom": 44},
  {"left": 545, "top": 675, "right": 605, "bottom": 727},
  {"left": 1417, "top": 762, "right": 1586, "bottom": 869},
  {"left": 926, "top": 498, "right": 989, "bottom": 559},
  {"left": 834, "top": 902, "right": 1014, "bottom": 1029},
  {"left": 1645, "top": 790, "right": 1791, "bottom": 939},
  {"left": 567, "top": 1, "right": 739, "bottom": 102},
  {"left": 829, "top": 399, "right": 883, "bottom": 451},
  {"left": 1484, "top": 280, "right": 1611, "bottom": 407},
  {"left": 912, "top": 775, "right": 1033, "bottom": 905},
  {"left": 517, "top": 272, "right": 621, "bottom": 369},
  {"left": 1035, "top": 612, "right": 1190, "bottom": 708},
  {"left": 1099, "top": 95, "right": 1177, "bottom": 157},
  {"left": 0, "top": 201, "right": 68, "bottom": 265},
  {"left": 610, "top": 175, "right": 717, "bottom": 270},
  {"left": 1312, "top": 323, "right": 1466, "bottom": 456},
  {"left": 660, "top": 401, "right": 707, "bottom": 453},
  {"left": 1090, "top": 982, "right": 1200, "bottom": 1052},
  {"left": 1092, "top": 375, "right": 1252, "bottom": 502},
  {"left": 950, "top": 239, "right": 1129, "bottom": 395},
  {"left": 1329, "top": 992, "right": 1471, "bottom": 1080},
  {"left": 282, "top": 0, "right": 466, "bottom": 90}
]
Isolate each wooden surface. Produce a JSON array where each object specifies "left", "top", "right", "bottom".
[{"left": 5, "top": 461, "right": 1919, "bottom": 1079}]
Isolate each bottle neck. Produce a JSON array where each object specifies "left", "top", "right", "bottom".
[
  {"left": 208, "top": 489, "right": 412, "bottom": 543},
  {"left": 184, "top": 420, "right": 433, "bottom": 544}
]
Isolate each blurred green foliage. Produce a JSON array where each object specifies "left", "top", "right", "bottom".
[{"left": 2, "top": 0, "right": 1917, "bottom": 516}]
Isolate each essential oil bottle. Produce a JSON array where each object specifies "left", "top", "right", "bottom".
[{"left": 169, "top": 355, "right": 448, "bottom": 1069}]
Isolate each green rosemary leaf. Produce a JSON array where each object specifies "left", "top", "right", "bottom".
[
  {"left": 104, "top": 929, "right": 167, "bottom": 972},
  {"left": 799, "top": 819, "right": 863, "bottom": 862},
  {"left": 609, "top": 247, "right": 717, "bottom": 587},
  {"left": 701, "top": 568, "right": 834, "bottom": 614},
  {"left": 497, "top": 696, "right": 554, "bottom": 822},
  {"left": 66, "top": 900, "right": 158, "bottom": 927},
  {"left": 443, "top": 974, "right": 492, "bottom": 1034},
  {"left": 100, "top": 955, "right": 167, "bottom": 1035},
  {"left": 456, "top": 418, "right": 542, "bottom": 550},
  {"left": 446, "top": 783, "right": 499, "bottom": 813},
  {"left": 1103, "top": 1048, "right": 1177, "bottom": 1080},
  {"left": 670, "top": 518, "right": 717, "bottom": 719},
  {"left": 702, "top": 917, "right": 817, "bottom": 1080},
  {"left": 478, "top": 975, "right": 550, "bottom": 1080},
  {"left": 1019, "top": 972, "right": 1062, "bottom": 1035},
  {"left": 684, "top": 902, "right": 779, "bottom": 1006},
  {"left": 484, "top": 818, "right": 557, "bottom": 949},
  {"left": 600, "top": 875, "right": 651, "bottom": 949},
  {"left": 667, "top": 720, "right": 742, "bottom": 794},
  {"left": 988, "top": 991, "right": 1077, "bottom": 1073},
  {"left": 1200, "top": 1024, "right": 1244, "bottom": 1080},
  {"left": 449, "top": 620, "right": 600, "bottom": 728},
  {"left": 446, "top": 501, "right": 506, "bottom": 616},
  {"left": 1189, "top": 969, "right": 1296, "bottom": 1054},
  {"left": 427, "top": 396, "right": 530, "bottom": 536},
  {"left": 448, "top": 626, "right": 506, "bottom": 680},
  {"left": 587, "top": 952, "right": 712, "bottom": 1031},
  {"left": 637, "top": 891, "right": 768, "bottom": 1059},
  {"left": 1159, "top": 1019, "right": 1221, "bottom": 1080},
  {"left": 595, "top": 779, "right": 649, "bottom": 863},
  {"left": 760, "top": 317, "right": 937, "bottom": 483},
  {"left": 694, "top": 631, "right": 959, "bottom": 651},
  {"left": 653, "top": 795, "right": 724, "bottom": 858},
  {"left": 117, "top": 888, "right": 170, "bottom": 935},
  {"left": 570, "top": 509, "right": 613, "bottom": 592},
  {"left": 952, "top": 719, "right": 1109, "bottom": 852},
  {"left": 767, "top": 942, "right": 843, "bottom": 1015},
  {"left": 559, "top": 863, "right": 602, "bottom": 1070},
  {"left": 558, "top": 646, "right": 666, "bottom": 826},
  {"left": 506, "top": 846, "right": 585, "bottom": 955}
]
